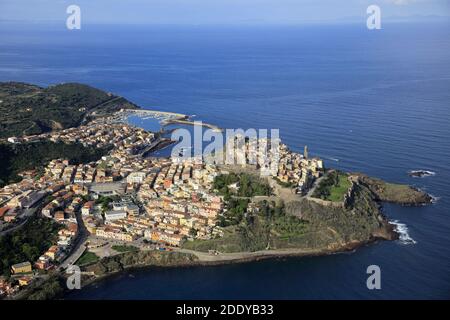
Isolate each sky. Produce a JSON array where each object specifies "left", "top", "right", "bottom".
[{"left": 0, "top": 0, "right": 449, "bottom": 25}]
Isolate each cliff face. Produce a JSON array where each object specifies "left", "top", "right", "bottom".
[
  {"left": 283, "top": 173, "right": 432, "bottom": 250},
  {"left": 284, "top": 180, "right": 397, "bottom": 251},
  {"left": 182, "top": 170, "right": 430, "bottom": 254},
  {"left": 183, "top": 175, "right": 401, "bottom": 254}
]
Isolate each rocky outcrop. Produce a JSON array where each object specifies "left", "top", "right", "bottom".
[
  {"left": 83, "top": 250, "right": 198, "bottom": 276},
  {"left": 355, "top": 174, "right": 432, "bottom": 206},
  {"left": 181, "top": 172, "right": 428, "bottom": 257},
  {"left": 286, "top": 179, "right": 398, "bottom": 249}
]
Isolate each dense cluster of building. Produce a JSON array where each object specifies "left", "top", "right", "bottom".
[
  {"left": 7, "top": 116, "right": 155, "bottom": 156},
  {"left": 139, "top": 160, "right": 224, "bottom": 246},
  {"left": 0, "top": 111, "right": 325, "bottom": 298},
  {"left": 87, "top": 159, "right": 225, "bottom": 246},
  {"left": 277, "top": 145, "right": 324, "bottom": 193},
  {"left": 226, "top": 136, "right": 324, "bottom": 193},
  {"left": 0, "top": 197, "right": 79, "bottom": 298},
  {"left": 2, "top": 114, "right": 226, "bottom": 244}
]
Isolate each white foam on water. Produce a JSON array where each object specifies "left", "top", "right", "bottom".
[
  {"left": 430, "top": 194, "right": 440, "bottom": 204},
  {"left": 389, "top": 220, "right": 417, "bottom": 245}
]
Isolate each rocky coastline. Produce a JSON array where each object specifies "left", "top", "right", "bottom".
[
  {"left": 58, "top": 174, "right": 430, "bottom": 299},
  {"left": 10, "top": 172, "right": 427, "bottom": 300}
]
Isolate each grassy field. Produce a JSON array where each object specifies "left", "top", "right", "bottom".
[
  {"left": 312, "top": 171, "right": 351, "bottom": 202},
  {"left": 182, "top": 227, "right": 244, "bottom": 253},
  {"left": 326, "top": 173, "right": 351, "bottom": 202},
  {"left": 111, "top": 245, "right": 139, "bottom": 253},
  {"left": 76, "top": 251, "right": 99, "bottom": 266}
]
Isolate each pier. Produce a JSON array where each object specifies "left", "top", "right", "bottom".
[
  {"left": 126, "top": 109, "right": 187, "bottom": 120},
  {"left": 162, "top": 118, "right": 223, "bottom": 132}
]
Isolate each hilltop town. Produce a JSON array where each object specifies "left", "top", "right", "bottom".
[
  {"left": 0, "top": 83, "right": 432, "bottom": 299},
  {"left": 0, "top": 106, "right": 330, "bottom": 298}
]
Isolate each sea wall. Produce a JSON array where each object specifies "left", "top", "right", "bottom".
[
  {"left": 307, "top": 176, "right": 357, "bottom": 209},
  {"left": 307, "top": 196, "right": 345, "bottom": 208}
]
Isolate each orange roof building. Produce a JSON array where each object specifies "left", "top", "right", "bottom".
[{"left": 0, "top": 206, "right": 11, "bottom": 218}]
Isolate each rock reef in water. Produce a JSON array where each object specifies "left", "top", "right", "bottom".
[{"left": 408, "top": 170, "right": 436, "bottom": 178}]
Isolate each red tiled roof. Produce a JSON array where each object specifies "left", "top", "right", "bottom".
[{"left": 0, "top": 206, "right": 11, "bottom": 217}]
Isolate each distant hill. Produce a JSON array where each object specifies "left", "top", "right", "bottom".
[{"left": 0, "top": 82, "right": 139, "bottom": 138}]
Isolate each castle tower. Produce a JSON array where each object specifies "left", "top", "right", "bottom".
[{"left": 304, "top": 145, "right": 308, "bottom": 159}]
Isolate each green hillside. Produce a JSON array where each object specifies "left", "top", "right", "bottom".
[
  {"left": 0, "top": 141, "right": 109, "bottom": 187},
  {"left": 0, "top": 82, "right": 139, "bottom": 138}
]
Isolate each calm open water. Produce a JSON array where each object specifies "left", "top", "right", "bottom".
[{"left": 0, "top": 22, "right": 449, "bottom": 299}]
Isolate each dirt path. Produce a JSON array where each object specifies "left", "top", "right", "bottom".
[{"left": 174, "top": 247, "right": 326, "bottom": 263}]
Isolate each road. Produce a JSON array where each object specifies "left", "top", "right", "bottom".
[
  {"left": 0, "top": 196, "right": 12, "bottom": 207},
  {"left": 59, "top": 211, "right": 88, "bottom": 270},
  {"left": 306, "top": 174, "right": 326, "bottom": 198},
  {"left": 80, "top": 96, "right": 124, "bottom": 125},
  {"left": 60, "top": 243, "right": 86, "bottom": 270},
  {"left": 174, "top": 247, "right": 325, "bottom": 263},
  {"left": 0, "top": 208, "right": 36, "bottom": 237}
]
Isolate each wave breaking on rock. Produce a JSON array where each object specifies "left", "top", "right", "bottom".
[{"left": 389, "top": 220, "right": 417, "bottom": 245}]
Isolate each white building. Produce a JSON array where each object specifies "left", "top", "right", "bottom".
[
  {"left": 126, "top": 172, "right": 147, "bottom": 184},
  {"left": 105, "top": 210, "right": 127, "bottom": 222},
  {"left": 7, "top": 137, "right": 19, "bottom": 144}
]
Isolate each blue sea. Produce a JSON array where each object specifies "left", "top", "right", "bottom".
[{"left": 1, "top": 21, "right": 449, "bottom": 299}]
